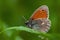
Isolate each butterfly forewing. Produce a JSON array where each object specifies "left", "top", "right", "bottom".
[{"left": 30, "top": 5, "right": 49, "bottom": 20}]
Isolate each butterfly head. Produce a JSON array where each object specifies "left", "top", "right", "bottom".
[{"left": 25, "top": 20, "right": 32, "bottom": 28}]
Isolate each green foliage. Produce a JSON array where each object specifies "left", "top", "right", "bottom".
[
  {"left": 0, "top": 26, "right": 59, "bottom": 40},
  {"left": 0, "top": 0, "right": 60, "bottom": 40}
]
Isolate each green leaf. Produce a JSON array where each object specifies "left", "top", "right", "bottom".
[{"left": 0, "top": 26, "right": 59, "bottom": 40}]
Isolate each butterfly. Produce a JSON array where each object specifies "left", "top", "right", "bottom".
[{"left": 25, "top": 5, "right": 51, "bottom": 33}]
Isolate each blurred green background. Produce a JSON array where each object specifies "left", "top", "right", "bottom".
[{"left": 0, "top": 0, "right": 60, "bottom": 40}]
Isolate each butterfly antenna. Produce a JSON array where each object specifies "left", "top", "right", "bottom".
[{"left": 22, "top": 16, "right": 27, "bottom": 21}]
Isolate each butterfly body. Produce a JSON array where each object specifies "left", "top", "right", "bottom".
[{"left": 25, "top": 5, "right": 51, "bottom": 33}]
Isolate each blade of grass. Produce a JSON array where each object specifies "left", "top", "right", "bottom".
[{"left": 0, "top": 26, "right": 54, "bottom": 40}]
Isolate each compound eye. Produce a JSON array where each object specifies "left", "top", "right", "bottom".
[
  {"left": 25, "top": 22, "right": 28, "bottom": 25},
  {"left": 25, "top": 21, "right": 29, "bottom": 25}
]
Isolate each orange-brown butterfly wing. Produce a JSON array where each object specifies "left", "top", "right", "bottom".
[{"left": 30, "top": 5, "right": 49, "bottom": 20}]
